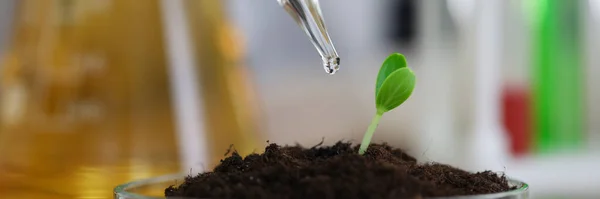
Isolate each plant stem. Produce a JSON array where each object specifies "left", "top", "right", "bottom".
[{"left": 358, "top": 112, "right": 383, "bottom": 155}]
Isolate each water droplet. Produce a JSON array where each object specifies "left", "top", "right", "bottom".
[{"left": 323, "top": 56, "right": 340, "bottom": 74}]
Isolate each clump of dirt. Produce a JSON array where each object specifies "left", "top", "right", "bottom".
[{"left": 165, "top": 142, "right": 515, "bottom": 199}]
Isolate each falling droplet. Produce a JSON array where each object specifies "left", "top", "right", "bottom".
[{"left": 323, "top": 56, "right": 340, "bottom": 74}]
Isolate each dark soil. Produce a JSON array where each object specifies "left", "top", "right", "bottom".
[{"left": 165, "top": 142, "right": 515, "bottom": 199}]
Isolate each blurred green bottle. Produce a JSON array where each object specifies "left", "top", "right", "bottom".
[{"left": 529, "top": 0, "right": 585, "bottom": 153}]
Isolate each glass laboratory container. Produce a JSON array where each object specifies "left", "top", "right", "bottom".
[
  {"left": 0, "top": 0, "right": 262, "bottom": 198},
  {"left": 113, "top": 174, "right": 529, "bottom": 199}
]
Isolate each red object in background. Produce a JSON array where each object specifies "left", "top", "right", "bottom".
[{"left": 501, "top": 86, "right": 531, "bottom": 157}]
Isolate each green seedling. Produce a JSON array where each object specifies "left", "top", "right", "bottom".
[{"left": 358, "top": 53, "right": 416, "bottom": 155}]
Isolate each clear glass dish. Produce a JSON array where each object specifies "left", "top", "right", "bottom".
[{"left": 114, "top": 173, "right": 529, "bottom": 199}]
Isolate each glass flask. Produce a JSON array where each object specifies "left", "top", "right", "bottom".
[{"left": 0, "top": 0, "right": 262, "bottom": 198}]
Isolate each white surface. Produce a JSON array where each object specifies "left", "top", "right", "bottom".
[{"left": 506, "top": 151, "right": 600, "bottom": 198}]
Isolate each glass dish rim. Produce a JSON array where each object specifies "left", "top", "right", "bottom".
[{"left": 114, "top": 173, "right": 529, "bottom": 199}]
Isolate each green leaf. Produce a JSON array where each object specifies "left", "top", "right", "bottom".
[
  {"left": 375, "top": 53, "right": 407, "bottom": 97},
  {"left": 375, "top": 68, "right": 416, "bottom": 113}
]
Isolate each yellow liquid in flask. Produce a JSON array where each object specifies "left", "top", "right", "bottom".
[{"left": 0, "top": 0, "right": 261, "bottom": 198}]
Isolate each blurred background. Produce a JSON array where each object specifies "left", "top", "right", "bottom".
[{"left": 0, "top": 0, "right": 598, "bottom": 198}]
